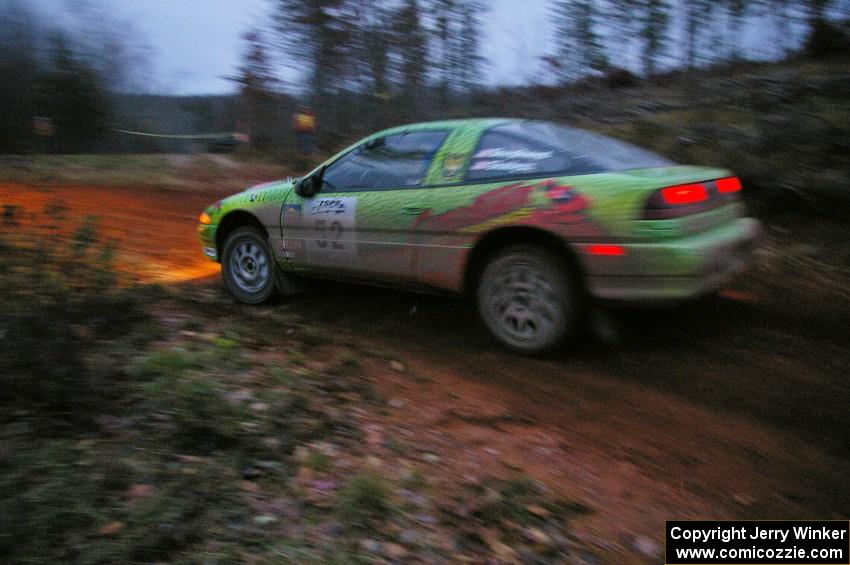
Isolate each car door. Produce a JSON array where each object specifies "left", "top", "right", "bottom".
[{"left": 280, "top": 129, "right": 450, "bottom": 282}]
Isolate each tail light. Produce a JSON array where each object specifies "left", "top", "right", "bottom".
[
  {"left": 643, "top": 177, "right": 742, "bottom": 219},
  {"left": 716, "top": 177, "right": 742, "bottom": 193},
  {"left": 587, "top": 244, "right": 626, "bottom": 257},
  {"left": 660, "top": 183, "right": 708, "bottom": 205}
]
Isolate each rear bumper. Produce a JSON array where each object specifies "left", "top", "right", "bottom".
[{"left": 584, "top": 218, "right": 761, "bottom": 303}]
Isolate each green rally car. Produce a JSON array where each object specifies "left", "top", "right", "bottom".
[{"left": 198, "top": 119, "right": 760, "bottom": 354}]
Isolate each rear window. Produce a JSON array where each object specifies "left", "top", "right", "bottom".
[{"left": 465, "top": 121, "right": 675, "bottom": 182}]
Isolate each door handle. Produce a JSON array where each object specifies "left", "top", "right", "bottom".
[{"left": 401, "top": 206, "right": 425, "bottom": 216}]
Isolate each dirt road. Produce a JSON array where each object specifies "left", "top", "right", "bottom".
[
  {"left": 3, "top": 183, "right": 848, "bottom": 556},
  {"left": 284, "top": 276, "right": 850, "bottom": 549},
  {"left": 0, "top": 183, "right": 223, "bottom": 282}
]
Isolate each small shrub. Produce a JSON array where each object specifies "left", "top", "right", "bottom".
[
  {"left": 145, "top": 373, "right": 245, "bottom": 452},
  {"left": 336, "top": 472, "right": 391, "bottom": 528},
  {"left": 305, "top": 451, "right": 332, "bottom": 473},
  {"left": 401, "top": 468, "right": 425, "bottom": 490},
  {"left": 180, "top": 318, "right": 204, "bottom": 332},
  {"left": 289, "top": 349, "right": 306, "bottom": 366},
  {"left": 339, "top": 353, "right": 361, "bottom": 370},
  {"left": 270, "top": 366, "right": 292, "bottom": 385},
  {"left": 213, "top": 336, "right": 238, "bottom": 351},
  {"left": 128, "top": 348, "right": 196, "bottom": 380},
  {"left": 0, "top": 214, "right": 145, "bottom": 417},
  {"left": 0, "top": 438, "right": 244, "bottom": 563},
  {"left": 605, "top": 67, "right": 637, "bottom": 88},
  {"left": 300, "top": 327, "right": 329, "bottom": 349}
]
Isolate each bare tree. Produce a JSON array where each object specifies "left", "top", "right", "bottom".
[
  {"left": 274, "top": 0, "right": 354, "bottom": 103},
  {"left": 391, "top": 0, "right": 429, "bottom": 115},
  {"left": 232, "top": 30, "right": 284, "bottom": 151},
  {"left": 552, "top": 0, "right": 609, "bottom": 81},
  {"left": 425, "top": 0, "right": 484, "bottom": 102},
  {"left": 641, "top": 0, "right": 672, "bottom": 75}
]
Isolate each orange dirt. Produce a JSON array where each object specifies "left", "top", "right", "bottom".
[
  {"left": 0, "top": 183, "right": 227, "bottom": 283},
  {"left": 4, "top": 182, "right": 848, "bottom": 561}
]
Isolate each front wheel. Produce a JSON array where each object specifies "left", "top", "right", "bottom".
[
  {"left": 221, "top": 226, "right": 278, "bottom": 304},
  {"left": 476, "top": 245, "right": 580, "bottom": 355}
]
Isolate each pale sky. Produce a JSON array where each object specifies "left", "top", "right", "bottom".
[{"left": 31, "top": 0, "right": 555, "bottom": 95}]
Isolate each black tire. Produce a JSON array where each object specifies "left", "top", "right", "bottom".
[
  {"left": 221, "top": 226, "right": 278, "bottom": 304},
  {"left": 476, "top": 245, "right": 580, "bottom": 355}
]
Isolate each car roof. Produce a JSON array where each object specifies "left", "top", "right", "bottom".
[
  {"left": 369, "top": 118, "right": 517, "bottom": 138},
  {"left": 309, "top": 118, "right": 539, "bottom": 178}
]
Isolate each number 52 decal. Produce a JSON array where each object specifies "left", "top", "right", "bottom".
[
  {"left": 307, "top": 197, "right": 357, "bottom": 255},
  {"left": 315, "top": 219, "right": 345, "bottom": 250}
]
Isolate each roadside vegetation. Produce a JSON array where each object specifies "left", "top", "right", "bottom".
[
  {"left": 0, "top": 154, "right": 290, "bottom": 192},
  {"left": 0, "top": 213, "right": 589, "bottom": 563}
]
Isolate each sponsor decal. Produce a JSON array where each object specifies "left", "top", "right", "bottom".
[
  {"left": 282, "top": 204, "right": 302, "bottom": 224},
  {"left": 469, "top": 160, "right": 538, "bottom": 173},
  {"left": 310, "top": 198, "right": 349, "bottom": 216},
  {"left": 474, "top": 148, "right": 554, "bottom": 160},
  {"left": 469, "top": 148, "right": 555, "bottom": 175},
  {"left": 306, "top": 197, "right": 358, "bottom": 257},
  {"left": 441, "top": 154, "right": 466, "bottom": 178}
]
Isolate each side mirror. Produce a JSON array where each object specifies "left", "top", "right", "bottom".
[
  {"left": 365, "top": 137, "right": 385, "bottom": 151},
  {"left": 295, "top": 165, "right": 326, "bottom": 198},
  {"left": 296, "top": 175, "right": 321, "bottom": 198}
]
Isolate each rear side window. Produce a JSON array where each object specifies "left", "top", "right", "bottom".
[
  {"left": 466, "top": 130, "right": 571, "bottom": 182},
  {"left": 465, "top": 122, "right": 674, "bottom": 182},
  {"left": 322, "top": 130, "right": 449, "bottom": 191}
]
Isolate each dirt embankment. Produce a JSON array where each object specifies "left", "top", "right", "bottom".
[{"left": 0, "top": 183, "right": 228, "bottom": 282}]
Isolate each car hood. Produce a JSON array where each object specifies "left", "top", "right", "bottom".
[
  {"left": 202, "top": 177, "right": 297, "bottom": 223},
  {"left": 242, "top": 177, "right": 297, "bottom": 194}
]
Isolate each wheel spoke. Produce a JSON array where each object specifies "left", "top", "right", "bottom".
[
  {"left": 486, "top": 259, "right": 562, "bottom": 345},
  {"left": 229, "top": 239, "right": 272, "bottom": 294}
]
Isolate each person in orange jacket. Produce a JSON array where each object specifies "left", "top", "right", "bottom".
[{"left": 293, "top": 106, "right": 316, "bottom": 156}]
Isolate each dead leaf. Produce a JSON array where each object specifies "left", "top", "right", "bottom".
[
  {"left": 240, "top": 480, "right": 260, "bottom": 493},
  {"left": 526, "top": 504, "right": 550, "bottom": 518},
  {"left": 126, "top": 484, "right": 155, "bottom": 507},
  {"left": 98, "top": 521, "right": 125, "bottom": 536}
]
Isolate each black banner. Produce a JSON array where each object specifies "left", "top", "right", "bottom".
[{"left": 666, "top": 521, "right": 850, "bottom": 564}]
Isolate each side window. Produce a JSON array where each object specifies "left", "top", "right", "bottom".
[
  {"left": 465, "top": 129, "right": 571, "bottom": 182},
  {"left": 322, "top": 130, "right": 449, "bottom": 191}
]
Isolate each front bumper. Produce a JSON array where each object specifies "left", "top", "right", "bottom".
[
  {"left": 197, "top": 224, "right": 218, "bottom": 261},
  {"left": 585, "top": 218, "right": 762, "bottom": 303}
]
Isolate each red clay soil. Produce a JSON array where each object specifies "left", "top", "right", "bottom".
[
  {"left": 291, "top": 279, "right": 850, "bottom": 560},
  {"left": 0, "top": 183, "right": 227, "bottom": 283},
  {"left": 3, "top": 183, "right": 848, "bottom": 561}
]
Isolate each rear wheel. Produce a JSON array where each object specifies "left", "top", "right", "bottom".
[
  {"left": 221, "top": 226, "right": 277, "bottom": 304},
  {"left": 476, "top": 245, "right": 580, "bottom": 355}
]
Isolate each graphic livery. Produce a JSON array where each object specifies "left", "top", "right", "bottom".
[{"left": 198, "top": 117, "right": 760, "bottom": 306}]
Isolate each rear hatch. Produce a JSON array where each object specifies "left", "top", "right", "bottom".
[{"left": 578, "top": 166, "right": 746, "bottom": 240}]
